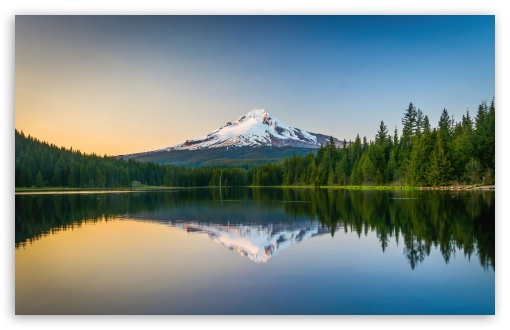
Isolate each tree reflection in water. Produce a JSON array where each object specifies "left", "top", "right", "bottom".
[{"left": 15, "top": 188, "right": 494, "bottom": 270}]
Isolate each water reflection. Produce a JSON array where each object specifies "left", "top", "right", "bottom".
[
  {"left": 15, "top": 188, "right": 495, "bottom": 270},
  {"left": 169, "top": 221, "right": 334, "bottom": 262}
]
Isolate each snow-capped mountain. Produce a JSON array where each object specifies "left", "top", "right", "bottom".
[
  {"left": 164, "top": 109, "right": 341, "bottom": 151},
  {"left": 168, "top": 221, "right": 334, "bottom": 263},
  {"left": 119, "top": 109, "right": 344, "bottom": 166}
]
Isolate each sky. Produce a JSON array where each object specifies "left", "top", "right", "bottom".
[{"left": 15, "top": 15, "right": 495, "bottom": 156}]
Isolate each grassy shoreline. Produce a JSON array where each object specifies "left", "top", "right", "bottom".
[
  {"left": 16, "top": 184, "right": 493, "bottom": 194},
  {"left": 248, "top": 185, "right": 419, "bottom": 190},
  {"left": 14, "top": 186, "right": 188, "bottom": 194}
]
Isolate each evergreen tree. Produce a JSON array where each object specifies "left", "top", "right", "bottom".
[
  {"left": 427, "top": 133, "right": 452, "bottom": 186},
  {"left": 393, "top": 127, "right": 399, "bottom": 146},
  {"left": 402, "top": 102, "right": 418, "bottom": 140},
  {"left": 34, "top": 171, "right": 44, "bottom": 188},
  {"left": 422, "top": 115, "right": 431, "bottom": 133},
  {"left": 416, "top": 109, "right": 424, "bottom": 134},
  {"left": 351, "top": 134, "right": 362, "bottom": 164},
  {"left": 376, "top": 120, "right": 388, "bottom": 145},
  {"left": 438, "top": 108, "right": 453, "bottom": 141},
  {"left": 359, "top": 153, "right": 375, "bottom": 184},
  {"left": 386, "top": 149, "right": 397, "bottom": 183},
  {"left": 405, "top": 136, "right": 425, "bottom": 186},
  {"left": 362, "top": 136, "right": 368, "bottom": 152},
  {"left": 350, "top": 159, "right": 362, "bottom": 185},
  {"left": 399, "top": 103, "right": 418, "bottom": 180}
]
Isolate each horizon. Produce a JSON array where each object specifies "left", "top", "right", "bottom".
[{"left": 15, "top": 15, "right": 495, "bottom": 156}]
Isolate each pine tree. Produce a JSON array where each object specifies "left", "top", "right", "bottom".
[
  {"left": 438, "top": 108, "right": 452, "bottom": 140},
  {"left": 350, "top": 159, "right": 362, "bottom": 185},
  {"left": 359, "top": 153, "right": 375, "bottom": 184},
  {"left": 386, "top": 149, "right": 397, "bottom": 183},
  {"left": 422, "top": 115, "right": 431, "bottom": 133},
  {"left": 405, "top": 137, "right": 425, "bottom": 186},
  {"left": 393, "top": 127, "right": 399, "bottom": 146},
  {"left": 416, "top": 109, "right": 424, "bottom": 134},
  {"left": 399, "top": 103, "right": 418, "bottom": 179},
  {"left": 376, "top": 120, "right": 388, "bottom": 145},
  {"left": 351, "top": 134, "right": 362, "bottom": 164},
  {"left": 34, "top": 171, "right": 44, "bottom": 188},
  {"left": 402, "top": 102, "right": 418, "bottom": 140},
  {"left": 427, "top": 133, "right": 452, "bottom": 186}
]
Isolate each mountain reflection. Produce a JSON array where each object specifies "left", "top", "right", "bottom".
[
  {"left": 15, "top": 188, "right": 494, "bottom": 270},
  {"left": 169, "top": 221, "right": 333, "bottom": 262}
]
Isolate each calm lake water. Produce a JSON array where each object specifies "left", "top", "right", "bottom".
[{"left": 15, "top": 188, "right": 495, "bottom": 315}]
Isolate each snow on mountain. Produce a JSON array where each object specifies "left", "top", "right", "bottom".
[
  {"left": 168, "top": 221, "right": 334, "bottom": 262},
  {"left": 165, "top": 109, "right": 339, "bottom": 150}
]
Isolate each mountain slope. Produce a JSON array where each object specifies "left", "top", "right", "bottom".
[
  {"left": 122, "top": 146, "right": 317, "bottom": 168},
  {"left": 169, "top": 109, "right": 340, "bottom": 150}
]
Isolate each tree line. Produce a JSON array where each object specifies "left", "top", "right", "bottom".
[
  {"left": 282, "top": 98, "right": 495, "bottom": 186},
  {"left": 15, "top": 129, "right": 287, "bottom": 188},
  {"left": 15, "top": 130, "right": 253, "bottom": 188},
  {"left": 15, "top": 99, "right": 495, "bottom": 188}
]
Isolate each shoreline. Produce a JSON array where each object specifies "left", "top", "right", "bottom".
[
  {"left": 14, "top": 186, "right": 193, "bottom": 195},
  {"left": 15, "top": 184, "right": 495, "bottom": 194},
  {"left": 418, "top": 185, "right": 495, "bottom": 191}
]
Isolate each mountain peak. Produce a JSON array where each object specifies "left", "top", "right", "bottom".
[
  {"left": 230, "top": 109, "right": 273, "bottom": 128},
  {"left": 246, "top": 108, "right": 268, "bottom": 117}
]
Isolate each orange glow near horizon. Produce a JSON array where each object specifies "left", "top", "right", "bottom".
[
  {"left": 14, "top": 16, "right": 238, "bottom": 156},
  {"left": 15, "top": 62, "right": 213, "bottom": 156}
]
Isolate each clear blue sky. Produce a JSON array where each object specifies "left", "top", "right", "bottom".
[{"left": 15, "top": 15, "right": 495, "bottom": 155}]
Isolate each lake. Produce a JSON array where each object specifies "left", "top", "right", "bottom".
[{"left": 15, "top": 188, "right": 495, "bottom": 315}]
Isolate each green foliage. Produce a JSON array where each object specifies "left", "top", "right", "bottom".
[
  {"left": 375, "top": 120, "right": 388, "bottom": 145},
  {"left": 15, "top": 99, "right": 495, "bottom": 189},
  {"left": 359, "top": 153, "right": 375, "bottom": 184},
  {"left": 474, "top": 99, "right": 495, "bottom": 183},
  {"left": 15, "top": 130, "right": 251, "bottom": 188},
  {"left": 465, "top": 157, "right": 481, "bottom": 184},
  {"left": 269, "top": 99, "right": 494, "bottom": 187},
  {"left": 34, "top": 171, "right": 44, "bottom": 188},
  {"left": 426, "top": 133, "right": 452, "bottom": 186}
]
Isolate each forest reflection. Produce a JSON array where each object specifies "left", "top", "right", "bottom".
[{"left": 15, "top": 188, "right": 494, "bottom": 270}]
